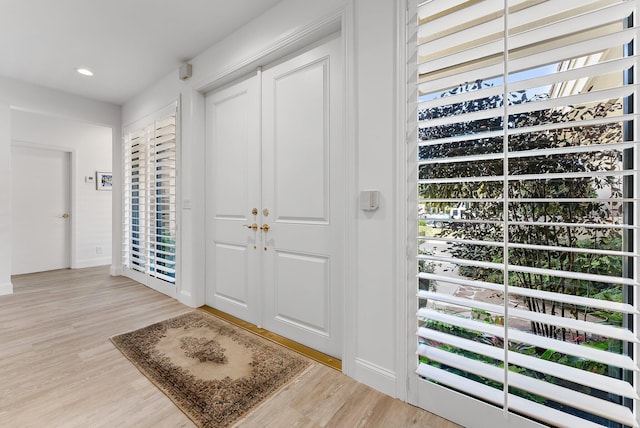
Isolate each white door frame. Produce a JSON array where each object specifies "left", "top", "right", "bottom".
[
  {"left": 10, "top": 140, "right": 77, "bottom": 270},
  {"left": 395, "top": 0, "right": 411, "bottom": 404},
  {"left": 196, "top": 9, "right": 357, "bottom": 374}
]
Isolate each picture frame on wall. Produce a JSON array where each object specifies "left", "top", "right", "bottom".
[{"left": 96, "top": 171, "right": 113, "bottom": 191}]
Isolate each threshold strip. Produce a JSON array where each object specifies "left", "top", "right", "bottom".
[{"left": 200, "top": 306, "right": 342, "bottom": 371}]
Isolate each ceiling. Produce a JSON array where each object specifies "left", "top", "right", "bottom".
[{"left": 0, "top": 0, "right": 283, "bottom": 105}]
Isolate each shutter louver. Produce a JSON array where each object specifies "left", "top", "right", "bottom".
[
  {"left": 123, "top": 104, "right": 177, "bottom": 286},
  {"left": 148, "top": 116, "right": 177, "bottom": 283},
  {"left": 414, "top": 1, "right": 640, "bottom": 426}
]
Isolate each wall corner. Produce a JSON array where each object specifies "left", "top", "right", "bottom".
[
  {"left": 0, "top": 102, "right": 11, "bottom": 291},
  {"left": 0, "top": 281, "right": 13, "bottom": 296}
]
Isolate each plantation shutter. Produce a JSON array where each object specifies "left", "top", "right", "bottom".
[
  {"left": 414, "top": 1, "right": 640, "bottom": 427},
  {"left": 148, "top": 115, "right": 177, "bottom": 283},
  {"left": 123, "top": 126, "right": 149, "bottom": 274},
  {"left": 123, "top": 102, "right": 178, "bottom": 291}
]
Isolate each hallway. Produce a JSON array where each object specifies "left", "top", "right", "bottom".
[{"left": 0, "top": 267, "right": 458, "bottom": 427}]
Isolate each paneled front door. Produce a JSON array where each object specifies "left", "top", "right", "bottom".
[{"left": 206, "top": 35, "right": 344, "bottom": 357}]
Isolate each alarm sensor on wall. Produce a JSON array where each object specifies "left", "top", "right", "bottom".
[{"left": 179, "top": 63, "right": 192, "bottom": 80}]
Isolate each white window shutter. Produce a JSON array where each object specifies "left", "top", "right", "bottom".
[
  {"left": 123, "top": 103, "right": 177, "bottom": 286},
  {"left": 414, "top": 1, "right": 640, "bottom": 426}
]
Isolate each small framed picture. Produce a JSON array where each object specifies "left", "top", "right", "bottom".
[{"left": 96, "top": 171, "right": 113, "bottom": 191}]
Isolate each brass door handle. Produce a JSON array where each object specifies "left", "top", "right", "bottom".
[
  {"left": 260, "top": 224, "right": 270, "bottom": 251},
  {"left": 243, "top": 223, "right": 258, "bottom": 231},
  {"left": 62, "top": 213, "right": 69, "bottom": 219}
]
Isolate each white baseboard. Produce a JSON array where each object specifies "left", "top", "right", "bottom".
[
  {"left": 353, "top": 358, "right": 397, "bottom": 397},
  {"left": 73, "top": 257, "right": 112, "bottom": 269},
  {"left": 0, "top": 281, "right": 13, "bottom": 296},
  {"left": 179, "top": 289, "right": 197, "bottom": 307},
  {"left": 110, "top": 265, "right": 123, "bottom": 276}
]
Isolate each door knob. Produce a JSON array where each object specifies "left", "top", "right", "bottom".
[
  {"left": 243, "top": 223, "right": 258, "bottom": 231},
  {"left": 260, "top": 224, "right": 270, "bottom": 232},
  {"left": 62, "top": 213, "right": 69, "bottom": 219}
]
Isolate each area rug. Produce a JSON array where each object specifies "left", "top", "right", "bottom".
[{"left": 110, "top": 310, "right": 310, "bottom": 427}]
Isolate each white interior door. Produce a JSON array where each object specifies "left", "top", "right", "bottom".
[
  {"left": 261, "top": 37, "right": 343, "bottom": 357},
  {"left": 11, "top": 145, "right": 70, "bottom": 275},
  {"left": 206, "top": 36, "right": 344, "bottom": 358},
  {"left": 206, "top": 76, "right": 262, "bottom": 325}
]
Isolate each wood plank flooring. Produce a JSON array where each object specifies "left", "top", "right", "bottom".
[{"left": 0, "top": 266, "right": 460, "bottom": 428}]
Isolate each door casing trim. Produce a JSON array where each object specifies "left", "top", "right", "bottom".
[{"left": 196, "top": 4, "right": 356, "bottom": 377}]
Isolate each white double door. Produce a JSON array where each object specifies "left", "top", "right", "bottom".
[{"left": 205, "top": 37, "right": 344, "bottom": 358}]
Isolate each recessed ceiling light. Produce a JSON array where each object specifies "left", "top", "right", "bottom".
[{"left": 76, "top": 68, "right": 94, "bottom": 77}]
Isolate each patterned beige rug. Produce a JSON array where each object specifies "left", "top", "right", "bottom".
[{"left": 111, "top": 310, "right": 310, "bottom": 427}]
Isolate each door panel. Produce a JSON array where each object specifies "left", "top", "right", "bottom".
[
  {"left": 205, "top": 77, "right": 261, "bottom": 324},
  {"left": 272, "top": 59, "right": 329, "bottom": 222},
  {"left": 274, "top": 251, "right": 330, "bottom": 335},
  {"left": 214, "top": 92, "right": 251, "bottom": 218},
  {"left": 214, "top": 243, "right": 250, "bottom": 306},
  {"left": 262, "top": 36, "right": 343, "bottom": 357},
  {"left": 11, "top": 145, "right": 70, "bottom": 274}
]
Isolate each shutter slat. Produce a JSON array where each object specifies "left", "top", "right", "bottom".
[
  {"left": 419, "top": 141, "right": 635, "bottom": 164},
  {"left": 418, "top": 277, "right": 638, "bottom": 315},
  {"left": 509, "top": 2, "right": 635, "bottom": 50},
  {"left": 418, "top": 309, "right": 638, "bottom": 372},
  {"left": 509, "top": 28, "right": 636, "bottom": 74},
  {"left": 420, "top": 291, "right": 638, "bottom": 343},
  {"left": 418, "top": 331, "right": 639, "bottom": 400},
  {"left": 419, "top": 253, "right": 638, "bottom": 286},
  {"left": 417, "top": 365, "right": 607, "bottom": 428},
  {"left": 423, "top": 347, "right": 637, "bottom": 427}
]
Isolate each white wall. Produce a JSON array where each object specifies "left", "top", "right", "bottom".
[
  {"left": 11, "top": 110, "right": 113, "bottom": 268},
  {"left": 120, "top": 0, "right": 403, "bottom": 399},
  {"left": 0, "top": 104, "right": 10, "bottom": 295},
  {"left": 352, "top": 0, "right": 401, "bottom": 395},
  {"left": 0, "top": 75, "right": 121, "bottom": 294}
]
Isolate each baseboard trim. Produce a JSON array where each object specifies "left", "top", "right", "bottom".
[
  {"left": 110, "top": 265, "right": 123, "bottom": 276},
  {"left": 74, "top": 258, "right": 112, "bottom": 269},
  {"left": 0, "top": 281, "right": 13, "bottom": 296},
  {"left": 179, "top": 289, "right": 196, "bottom": 307},
  {"left": 353, "top": 358, "right": 397, "bottom": 397}
]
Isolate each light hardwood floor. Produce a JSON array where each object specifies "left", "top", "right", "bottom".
[{"left": 0, "top": 267, "right": 460, "bottom": 428}]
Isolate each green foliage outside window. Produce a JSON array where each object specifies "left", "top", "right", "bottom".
[{"left": 419, "top": 80, "right": 625, "bottom": 340}]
